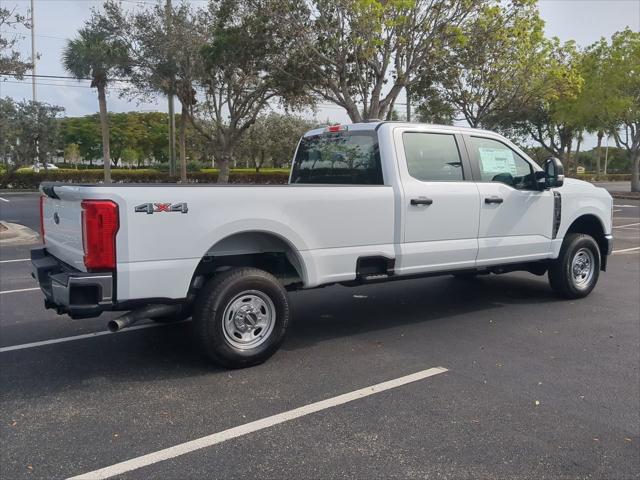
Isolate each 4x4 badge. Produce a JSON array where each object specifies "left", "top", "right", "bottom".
[{"left": 135, "top": 203, "right": 188, "bottom": 214}]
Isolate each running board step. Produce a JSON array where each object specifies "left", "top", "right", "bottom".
[{"left": 360, "top": 273, "right": 390, "bottom": 282}]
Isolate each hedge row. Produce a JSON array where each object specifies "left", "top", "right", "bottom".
[
  {"left": 0, "top": 170, "right": 289, "bottom": 189},
  {"left": 573, "top": 173, "right": 631, "bottom": 182}
]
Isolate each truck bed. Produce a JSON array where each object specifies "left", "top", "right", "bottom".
[{"left": 40, "top": 182, "right": 396, "bottom": 301}]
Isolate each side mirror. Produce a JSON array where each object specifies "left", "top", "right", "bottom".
[{"left": 544, "top": 157, "right": 564, "bottom": 188}]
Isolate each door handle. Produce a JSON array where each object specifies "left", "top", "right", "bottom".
[
  {"left": 485, "top": 196, "right": 504, "bottom": 204},
  {"left": 411, "top": 198, "right": 433, "bottom": 206}
]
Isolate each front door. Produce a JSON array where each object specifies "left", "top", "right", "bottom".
[
  {"left": 393, "top": 128, "right": 480, "bottom": 275},
  {"left": 463, "top": 135, "right": 554, "bottom": 266}
]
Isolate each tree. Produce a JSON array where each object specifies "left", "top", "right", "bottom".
[
  {"left": 504, "top": 38, "right": 584, "bottom": 171},
  {"left": 289, "top": 0, "right": 483, "bottom": 122},
  {"left": 0, "top": 7, "right": 32, "bottom": 78},
  {"left": 237, "top": 113, "right": 316, "bottom": 170},
  {"left": 95, "top": 1, "right": 204, "bottom": 181},
  {"left": 0, "top": 98, "right": 64, "bottom": 168},
  {"left": 59, "top": 112, "right": 174, "bottom": 167},
  {"left": 415, "top": 87, "right": 456, "bottom": 125},
  {"left": 64, "top": 143, "right": 81, "bottom": 168},
  {"left": 603, "top": 29, "right": 640, "bottom": 192},
  {"left": 189, "top": 0, "right": 307, "bottom": 183},
  {"left": 60, "top": 115, "right": 102, "bottom": 165},
  {"left": 576, "top": 40, "right": 616, "bottom": 175},
  {"left": 62, "top": 21, "right": 131, "bottom": 182},
  {"left": 422, "top": 0, "right": 547, "bottom": 129},
  {"left": 0, "top": 97, "right": 17, "bottom": 165}
]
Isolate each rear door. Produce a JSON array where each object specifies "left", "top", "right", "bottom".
[
  {"left": 393, "top": 128, "right": 480, "bottom": 275},
  {"left": 463, "top": 135, "right": 554, "bottom": 266}
]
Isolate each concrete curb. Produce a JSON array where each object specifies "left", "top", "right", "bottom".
[
  {"left": 611, "top": 193, "right": 640, "bottom": 200},
  {"left": 0, "top": 221, "right": 39, "bottom": 245}
]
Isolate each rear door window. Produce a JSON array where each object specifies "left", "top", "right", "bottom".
[
  {"left": 290, "top": 131, "right": 383, "bottom": 185},
  {"left": 402, "top": 132, "right": 464, "bottom": 182}
]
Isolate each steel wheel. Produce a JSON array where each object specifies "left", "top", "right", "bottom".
[
  {"left": 571, "top": 247, "right": 595, "bottom": 290},
  {"left": 221, "top": 290, "right": 276, "bottom": 350}
]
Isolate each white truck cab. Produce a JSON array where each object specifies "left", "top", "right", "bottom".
[{"left": 32, "top": 122, "right": 613, "bottom": 368}]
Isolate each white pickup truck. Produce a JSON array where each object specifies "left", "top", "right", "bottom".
[{"left": 32, "top": 122, "right": 613, "bottom": 368}]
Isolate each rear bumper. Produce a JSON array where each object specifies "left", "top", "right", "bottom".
[{"left": 31, "top": 247, "right": 113, "bottom": 318}]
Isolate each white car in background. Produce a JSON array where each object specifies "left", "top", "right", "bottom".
[{"left": 31, "top": 163, "right": 59, "bottom": 172}]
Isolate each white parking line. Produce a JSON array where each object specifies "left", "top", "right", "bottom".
[
  {"left": 613, "top": 222, "right": 640, "bottom": 229},
  {"left": 0, "top": 258, "right": 30, "bottom": 264},
  {"left": 0, "top": 197, "right": 9, "bottom": 203},
  {"left": 613, "top": 246, "right": 640, "bottom": 254},
  {"left": 0, "top": 321, "right": 189, "bottom": 353},
  {"left": 0, "top": 287, "right": 40, "bottom": 295},
  {"left": 67, "top": 366, "right": 448, "bottom": 480},
  {"left": 614, "top": 204, "right": 638, "bottom": 208}
]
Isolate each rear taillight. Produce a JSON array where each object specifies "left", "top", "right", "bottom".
[
  {"left": 39, "top": 195, "right": 45, "bottom": 244},
  {"left": 81, "top": 200, "right": 119, "bottom": 272}
]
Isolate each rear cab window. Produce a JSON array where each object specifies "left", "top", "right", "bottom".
[
  {"left": 402, "top": 132, "right": 464, "bottom": 182},
  {"left": 290, "top": 131, "right": 383, "bottom": 185}
]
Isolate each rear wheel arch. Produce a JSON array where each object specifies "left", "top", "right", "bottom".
[{"left": 189, "top": 231, "right": 308, "bottom": 294}]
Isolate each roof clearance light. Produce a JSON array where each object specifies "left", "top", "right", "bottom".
[{"left": 326, "top": 125, "right": 347, "bottom": 133}]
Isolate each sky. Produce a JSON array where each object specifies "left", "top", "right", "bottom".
[{"left": 1, "top": 0, "right": 639, "bottom": 148}]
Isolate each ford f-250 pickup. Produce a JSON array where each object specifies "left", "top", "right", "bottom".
[{"left": 32, "top": 122, "right": 614, "bottom": 368}]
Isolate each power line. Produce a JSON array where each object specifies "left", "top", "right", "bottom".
[
  {"left": 2, "top": 74, "right": 414, "bottom": 110},
  {"left": 2, "top": 73, "right": 91, "bottom": 80},
  {"left": 0, "top": 29, "right": 68, "bottom": 41}
]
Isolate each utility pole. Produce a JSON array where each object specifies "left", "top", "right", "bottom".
[
  {"left": 30, "top": 0, "right": 36, "bottom": 101},
  {"left": 166, "top": 0, "right": 176, "bottom": 176},
  {"left": 31, "top": 0, "right": 41, "bottom": 168},
  {"left": 604, "top": 135, "right": 610, "bottom": 175}
]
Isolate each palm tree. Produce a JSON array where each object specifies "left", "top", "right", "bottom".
[{"left": 62, "top": 27, "right": 130, "bottom": 182}]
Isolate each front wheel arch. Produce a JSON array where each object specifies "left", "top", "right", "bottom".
[{"left": 562, "top": 214, "right": 608, "bottom": 265}]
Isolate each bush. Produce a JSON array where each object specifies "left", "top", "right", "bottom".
[
  {"left": 200, "top": 167, "right": 289, "bottom": 174},
  {"left": 0, "top": 169, "right": 290, "bottom": 189},
  {"left": 187, "top": 161, "right": 207, "bottom": 172},
  {"left": 573, "top": 173, "right": 631, "bottom": 182}
]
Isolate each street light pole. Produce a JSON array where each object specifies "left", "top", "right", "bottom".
[{"left": 30, "top": 0, "right": 36, "bottom": 102}]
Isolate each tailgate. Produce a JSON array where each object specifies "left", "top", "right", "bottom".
[{"left": 41, "top": 193, "right": 86, "bottom": 271}]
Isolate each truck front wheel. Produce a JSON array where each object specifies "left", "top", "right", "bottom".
[
  {"left": 548, "top": 233, "right": 601, "bottom": 299},
  {"left": 193, "top": 268, "right": 290, "bottom": 368}
]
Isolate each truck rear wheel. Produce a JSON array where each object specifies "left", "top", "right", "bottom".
[
  {"left": 193, "top": 268, "right": 290, "bottom": 368},
  {"left": 548, "top": 233, "right": 601, "bottom": 299}
]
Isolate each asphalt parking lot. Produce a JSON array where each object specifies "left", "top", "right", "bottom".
[{"left": 1, "top": 191, "right": 639, "bottom": 479}]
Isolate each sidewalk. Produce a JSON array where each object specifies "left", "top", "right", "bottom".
[{"left": 0, "top": 221, "right": 38, "bottom": 245}]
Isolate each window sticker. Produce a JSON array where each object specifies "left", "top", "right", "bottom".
[{"left": 478, "top": 147, "right": 517, "bottom": 175}]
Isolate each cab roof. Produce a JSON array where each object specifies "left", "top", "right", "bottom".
[{"left": 303, "top": 121, "right": 498, "bottom": 138}]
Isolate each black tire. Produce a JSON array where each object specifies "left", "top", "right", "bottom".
[
  {"left": 151, "top": 305, "right": 192, "bottom": 323},
  {"left": 548, "top": 233, "right": 601, "bottom": 299},
  {"left": 193, "top": 267, "right": 289, "bottom": 368}
]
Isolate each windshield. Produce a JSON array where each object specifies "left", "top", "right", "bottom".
[{"left": 290, "top": 131, "right": 383, "bottom": 185}]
